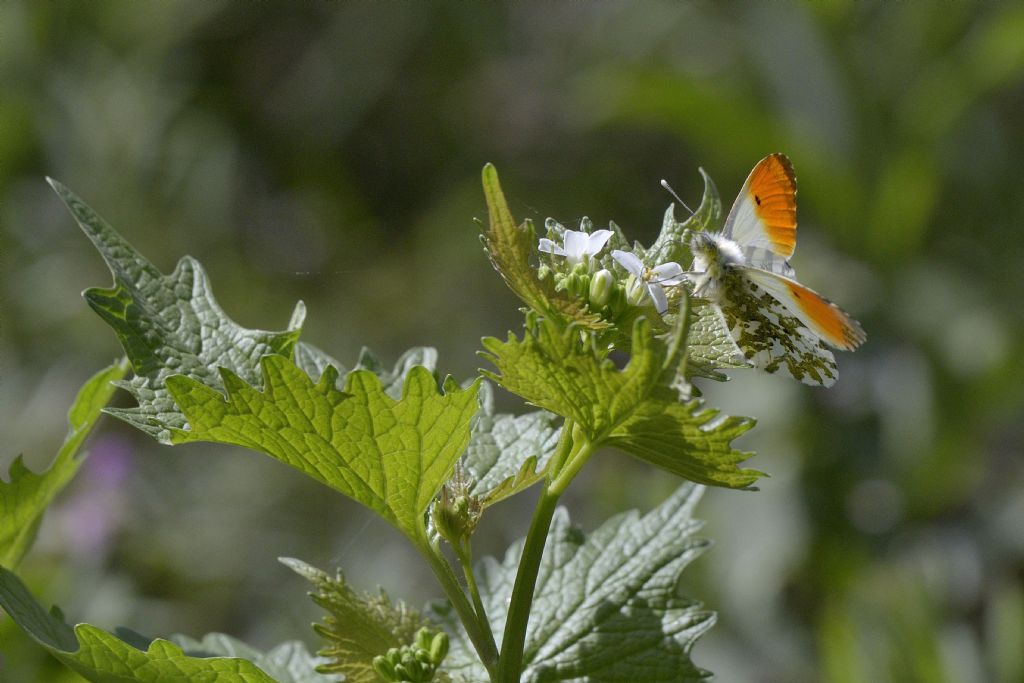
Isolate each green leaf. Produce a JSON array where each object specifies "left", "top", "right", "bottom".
[
  {"left": 0, "top": 566, "right": 279, "bottom": 682},
  {"left": 171, "top": 633, "right": 334, "bottom": 683},
  {"left": 292, "top": 343, "right": 438, "bottom": 397},
  {"left": 165, "top": 355, "right": 480, "bottom": 540},
  {"left": 481, "top": 164, "right": 608, "bottom": 331},
  {"left": 282, "top": 558, "right": 432, "bottom": 683},
  {"left": 0, "top": 359, "right": 128, "bottom": 568},
  {"left": 481, "top": 313, "right": 761, "bottom": 489},
  {"left": 353, "top": 346, "right": 438, "bottom": 400},
  {"left": 48, "top": 178, "right": 305, "bottom": 443},
  {"left": 647, "top": 167, "right": 723, "bottom": 267},
  {"left": 293, "top": 341, "right": 348, "bottom": 389},
  {"left": 433, "top": 483, "right": 715, "bottom": 682},
  {"left": 606, "top": 386, "right": 758, "bottom": 489},
  {"left": 461, "top": 381, "right": 561, "bottom": 506}
]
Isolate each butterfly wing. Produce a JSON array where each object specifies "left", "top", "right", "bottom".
[
  {"left": 715, "top": 270, "right": 840, "bottom": 387},
  {"left": 738, "top": 267, "right": 866, "bottom": 351},
  {"left": 723, "top": 154, "right": 798, "bottom": 265}
]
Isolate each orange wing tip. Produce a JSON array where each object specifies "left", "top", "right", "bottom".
[
  {"left": 747, "top": 154, "right": 797, "bottom": 258},
  {"left": 785, "top": 280, "right": 866, "bottom": 351}
]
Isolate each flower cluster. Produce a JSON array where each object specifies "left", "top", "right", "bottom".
[{"left": 538, "top": 223, "right": 686, "bottom": 317}]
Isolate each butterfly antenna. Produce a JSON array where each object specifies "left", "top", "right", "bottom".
[{"left": 660, "top": 179, "right": 695, "bottom": 217}]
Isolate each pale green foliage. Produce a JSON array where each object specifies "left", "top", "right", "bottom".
[
  {"left": 0, "top": 567, "right": 294, "bottom": 682},
  {"left": 292, "top": 338, "right": 433, "bottom": 396},
  {"left": 170, "top": 634, "right": 333, "bottom": 683},
  {"left": 166, "top": 356, "right": 479, "bottom": 541},
  {"left": 353, "top": 347, "right": 439, "bottom": 399},
  {"left": 49, "top": 178, "right": 477, "bottom": 542},
  {"left": 292, "top": 341, "right": 349, "bottom": 389},
  {"left": 0, "top": 359, "right": 128, "bottom": 568},
  {"left": 461, "top": 382, "right": 561, "bottom": 506},
  {"left": 433, "top": 484, "right": 714, "bottom": 682},
  {"left": 481, "top": 315, "right": 760, "bottom": 489},
  {"left": 685, "top": 302, "right": 750, "bottom": 381},
  {"left": 26, "top": 170, "right": 766, "bottom": 683},
  {"left": 48, "top": 178, "right": 305, "bottom": 443},
  {"left": 282, "top": 558, "right": 438, "bottom": 683}
]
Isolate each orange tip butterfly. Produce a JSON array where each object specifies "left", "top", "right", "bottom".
[{"left": 686, "top": 153, "right": 865, "bottom": 387}]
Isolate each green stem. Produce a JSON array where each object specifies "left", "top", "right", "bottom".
[
  {"left": 547, "top": 418, "right": 576, "bottom": 475},
  {"left": 549, "top": 439, "right": 595, "bottom": 496},
  {"left": 496, "top": 431, "right": 596, "bottom": 682},
  {"left": 455, "top": 539, "right": 491, "bottom": 642},
  {"left": 418, "top": 538, "right": 499, "bottom": 678},
  {"left": 496, "top": 484, "right": 562, "bottom": 683}
]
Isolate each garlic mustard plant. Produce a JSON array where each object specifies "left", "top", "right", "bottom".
[{"left": 0, "top": 160, "right": 861, "bottom": 683}]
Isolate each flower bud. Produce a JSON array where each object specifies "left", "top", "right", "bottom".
[
  {"left": 414, "top": 626, "right": 433, "bottom": 651},
  {"left": 588, "top": 269, "right": 614, "bottom": 307},
  {"left": 625, "top": 274, "right": 647, "bottom": 306},
  {"left": 431, "top": 470, "right": 483, "bottom": 546},
  {"left": 553, "top": 272, "right": 570, "bottom": 293},
  {"left": 373, "top": 655, "right": 397, "bottom": 681},
  {"left": 430, "top": 631, "right": 450, "bottom": 663},
  {"left": 566, "top": 272, "right": 582, "bottom": 299}
]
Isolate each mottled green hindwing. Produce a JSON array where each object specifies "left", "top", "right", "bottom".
[{"left": 718, "top": 272, "right": 838, "bottom": 387}]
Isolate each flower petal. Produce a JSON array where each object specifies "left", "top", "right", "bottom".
[
  {"left": 538, "top": 238, "right": 566, "bottom": 256},
  {"left": 585, "top": 229, "right": 614, "bottom": 255},
  {"left": 650, "top": 262, "right": 685, "bottom": 285},
  {"left": 611, "top": 250, "right": 644, "bottom": 277},
  {"left": 648, "top": 283, "right": 669, "bottom": 314},
  {"left": 562, "top": 230, "right": 589, "bottom": 261}
]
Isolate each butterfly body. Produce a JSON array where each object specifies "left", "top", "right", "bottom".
[
  {"left": 683, "top": 154, "right": 865, "bottom": 387},
  {"left": 688, "top": 231, "right": 747, "bottom": 302}
]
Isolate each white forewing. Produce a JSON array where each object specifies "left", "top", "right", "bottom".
[
  {"left": 724, "top": 193, "right": 772, "bottom": 250},
  {"left": 741, "top": 246, "right": 795, "bottom": 277}
]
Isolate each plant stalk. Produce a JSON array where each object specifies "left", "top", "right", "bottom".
[
  {"left": 455, "top": 539, "right": 492, "bottom": 644},
  {"left": 496, "top": 429, "right": 594, "bottom": 682},
  {"left": 419, "top": 538, "right": 499, "bottom": 678},
  {"left": 495, "top": 484, "right": 562, "bottom": 682}
]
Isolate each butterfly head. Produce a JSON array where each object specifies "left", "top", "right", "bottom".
[
  {"left": 688, "top": 231, "right": 717, "bottom": 261},
  {"left": 690, "top": 231, "right": 744, "bottom": 269}
]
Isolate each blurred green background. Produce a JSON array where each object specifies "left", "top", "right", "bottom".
[{"left": 2, "top": 2, "right": 1023, "bottom": 682}]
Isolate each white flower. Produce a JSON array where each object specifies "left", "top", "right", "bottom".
[
  {"left": 611, "top": 250, "right": 685, "bottom": 314},
  {"left": 538, "top": 229, "right": 613, "bottom": 268}
]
